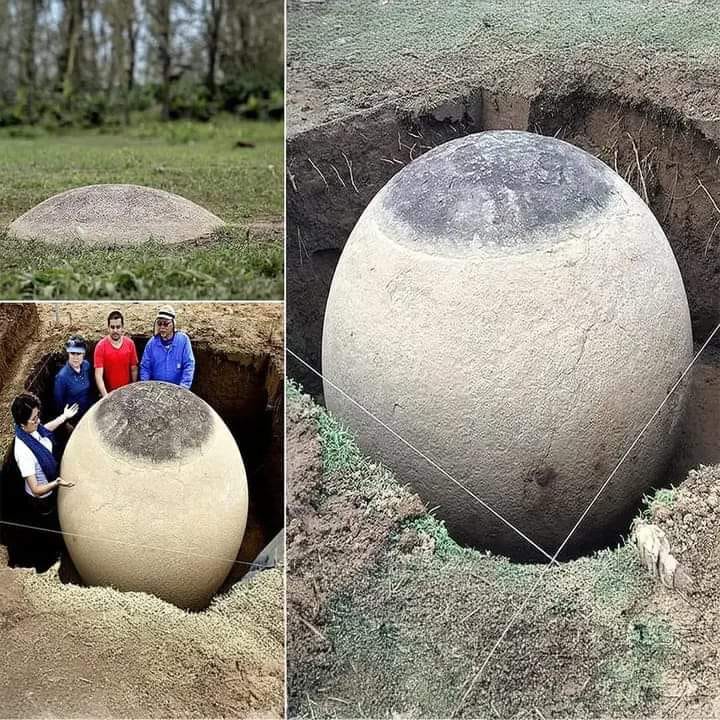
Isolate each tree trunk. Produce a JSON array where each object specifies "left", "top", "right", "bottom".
[
  {"left": 84, "top": 0, "right": 100, "bottom": 92},
  {"left": 62, "top": 0, "right": 84, "bottom": 105},
  {"left": 204, "top": 0, "right": 222, "bottom": 98},
  {"left": 20, "top": 0, "right": 41, "bottom": 122},
  {"left": 126, "top": 0, "right": 137, "bottom": 93},
  {"left": 148, "top": 0, "right": 172, "bottom": 121}
]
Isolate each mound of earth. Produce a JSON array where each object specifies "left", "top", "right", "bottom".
[
  {"left": 642, "top": 466, "right": 720, "bottom": 717},
  {"left": 0, "top": 560, "right": 284, "bottom": 718},
  {"left": 8, "top": 184, "right": 224, "bottom": 246},
  {"left": 286, "top": 386, "right": 720, "bottom": 719}
]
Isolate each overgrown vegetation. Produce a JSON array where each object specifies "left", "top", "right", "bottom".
[{"left": 1, "top": 1, "right": 283, "bottom": 128}]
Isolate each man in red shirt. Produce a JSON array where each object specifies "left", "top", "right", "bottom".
[{"left": 94, "top": 310, "right": 139, "bottom": 397}]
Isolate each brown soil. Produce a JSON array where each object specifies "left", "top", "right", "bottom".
[
  {"left": 286, "top": 396, "right": 425, "bottom": 705},
  {"left": 645, "top": 466, "right": 720, "bottom": 717},
  {"left": 0, "top": 302, "right": 284, "bottom": 718},
  {"left": 0, "top": 305, "right": 39, "bottom": 393}
]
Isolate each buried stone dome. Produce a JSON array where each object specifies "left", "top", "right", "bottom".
[
  {"left": 8, "top": 184, "right": 224, "bottom": 246},
  {"left": 322, "top": 129, "right": 693, "bottom": 560},
  {"left": 58, "top": 381, "right": 248, "bottom": 610}
]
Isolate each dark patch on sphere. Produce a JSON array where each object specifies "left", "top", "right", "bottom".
[
  {"left": 95, "top": 381, "right": 212, "bottom": 462},
  {"left": 381, "top": 131, "right": 616, "bottom": 253}
]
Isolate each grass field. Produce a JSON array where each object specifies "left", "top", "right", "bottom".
[{"left": 0, "top": 117, "right": 283, "bottom": 299}]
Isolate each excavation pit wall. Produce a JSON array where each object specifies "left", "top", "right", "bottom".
[
  {"left": 0, "top": 335, "right": 284, "bottom": 606},
  {"left": 287, "top": 88, "right": 720, "bottom": 561}
]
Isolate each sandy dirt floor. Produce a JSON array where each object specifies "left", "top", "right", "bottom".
[{"left": 0, "top": 302, "right": 284, "bottom": 718}]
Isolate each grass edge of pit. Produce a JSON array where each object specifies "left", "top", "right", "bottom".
[{"left": 286, "top": 381, "right": 697, "bottom": 719}]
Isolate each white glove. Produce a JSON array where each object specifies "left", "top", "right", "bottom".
[{"left": 63, "top": 403, "right": 79, "bottom": 420}]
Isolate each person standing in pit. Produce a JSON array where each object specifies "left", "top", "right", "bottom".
[
  {"left": 94, "top": 310, "right": 139, "bottom": 397},
  {"left": 139, "top": 305, "right": 195, "bottom": 389},
  {"left": 12, "top": 392, "right": 78, "bottom": 515},
  {"left": 53, "top": 335, "right": 93, "bottom": 425}
]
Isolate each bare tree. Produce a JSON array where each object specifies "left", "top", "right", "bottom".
[
  {"left": 60, "top": 0, "right": 85, "bottom": 104},
  {"left": 203, "top": 0, "right": 222, "bottom": 97},
  {"left": 19, "top": 0, "right": 42, "bottom": 120},
  {"left": 146, "top": 0, "right": 172, "bottom": 119}
]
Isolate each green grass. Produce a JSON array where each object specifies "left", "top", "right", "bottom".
[
  {"left": 316, "top": 409, "right": 365, "bottom": 474},
  {"left": 641, "top": 485, "right": 678, "bottom": 520},
  {"left": 0, "top": 116, "right": 283, "bottom": 299},
  {"left": 0, "top": 229, "right": 282, "bottom": 300}
]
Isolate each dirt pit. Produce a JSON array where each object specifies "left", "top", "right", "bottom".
[
  {"left": 0, "top": 302, "right": 284, "bottom": 718},
  {"left": 288, "top": 90, "right": 720, "bottom": 394},
  {"left": 286, "top": 76, "right": 720, "bottom": 719},
  {"left": 287, "top": 87, "right": 720, "bottom": 559},
  {"left": 2, "top": 335, "right": 283, "bottom": 589}
]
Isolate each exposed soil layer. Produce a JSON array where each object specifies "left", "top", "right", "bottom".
[
  {"left": 287, "top": 0, "right": 720, "bottom": 134},
  {"left": 286, "top": 389, "right": 720, "bottom": 719},
  {"left": 286, "top": 396, "right": 425, "bottom": 705},
  {"left": 0, "top": 303, "right": 284, "bottom": 718},
  {"left": 0, "top": 305, "right": 39, "bottom": 392},
  {"left": 643, "top": 466, "right": 720, "bottom": 717}
]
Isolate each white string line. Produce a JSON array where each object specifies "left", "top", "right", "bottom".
[
  {"left": 0, "top": 519, "right": 274, "bottom": 570},
  {"left": 287, "top": 348, "right": 559, "bottom": 565},
  {"left": 452, "top": 320, "right": 720, "bottom": 717}
]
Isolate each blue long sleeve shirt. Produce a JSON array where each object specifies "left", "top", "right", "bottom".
[
  {"left": 54, "top": 360, "right": 93, "bottom": 418},
  {"left": 139, "top": 331, "right": 195, "bottom": 389}
]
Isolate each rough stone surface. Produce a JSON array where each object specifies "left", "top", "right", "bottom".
[
  {"left": 322, "top": 130, "right": 693, "bottom": 559},
  {"left": 8, "top": 184, "right": 224, "bottom": 246},
  {"left": 382, "top": 131, "right": 614, "bottom": 253},
  {"left": 94, "top": 381, "right": 212, "bottom": 462},
  {"left": 58, "top": 381, "right": 248, "bottom": 610}
]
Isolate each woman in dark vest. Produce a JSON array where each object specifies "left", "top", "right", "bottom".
[{"left": 12, "top": 392, "right": 78, "bottom": 516}]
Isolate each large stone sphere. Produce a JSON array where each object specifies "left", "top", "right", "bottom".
[
  {"left": 322, "top": 130, "right": 693, "bottom": 560},
  {"left": 58, "top": 381, "right": 248, "bottom": 609},
  {"left": 9, "top": 184, "right": 224, "bottom": 246}
]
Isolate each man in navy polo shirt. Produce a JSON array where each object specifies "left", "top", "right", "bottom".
[{"left": 139, "top": 306, "right": 195, "bottom": 389}]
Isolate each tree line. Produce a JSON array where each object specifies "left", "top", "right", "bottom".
[{"left": 0, "top": 0, "right": 283, "bottom": 126}]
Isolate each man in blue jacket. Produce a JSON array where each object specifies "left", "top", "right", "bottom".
[{"left": 139, "top": 306, "right": 195, "bottom": 389}]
